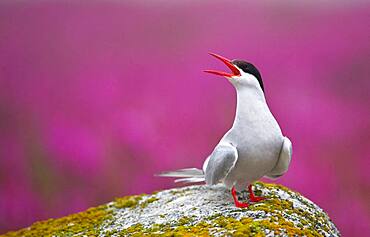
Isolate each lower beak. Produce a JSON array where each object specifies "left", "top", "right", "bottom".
[{"left": 204, "top": 53, "right": 241, "bottom": 77}]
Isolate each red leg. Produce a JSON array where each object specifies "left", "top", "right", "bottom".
[
  {"left": 248, "top": 184, "right": 265, "bottom": 202},
  {"left": 231, "top": 186, "right": 249, "bottom": 208}
]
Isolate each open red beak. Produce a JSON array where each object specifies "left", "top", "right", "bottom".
[{"left": 204, "top": 53, "right": 241, "bottom": 77}]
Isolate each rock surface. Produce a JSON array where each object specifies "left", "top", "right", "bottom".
[{"left": 3, "top": 182, "right": 340, "bottom": 236}]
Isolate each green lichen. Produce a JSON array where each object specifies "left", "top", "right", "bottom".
[
  {"left": 111, "top": 182, "right": 328, "bottom": 236},
  {"left": 140, "top": 196, "right": 159, "bottom": 208},
  {"left": 2, "top": 182, "right": 337, "bottom": 237},
  {"left": 169, "top": 188, "right": 190, "bottom": 196},
  {"left": 111, "top": 214, "right": 321, "bottom": 236},
  {"left": 2, "top": 193, "right": 149, "bottom": 237},
  {"left": 114, "top": 194, "right": 144, "bottom": 209},
  {"left": 178, "top": 216, "right": 195, "bottom": 226},
  {"left": 2, "top": 205, "right": 112, "bottom": 237}
]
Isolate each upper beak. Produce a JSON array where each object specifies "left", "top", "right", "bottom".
[{"left": 204, "top": 52, "right": 241, "bottom": 78}]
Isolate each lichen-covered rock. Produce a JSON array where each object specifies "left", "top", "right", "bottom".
[{"left": 3, "top": 182, "right": 340, "bottom": 237}]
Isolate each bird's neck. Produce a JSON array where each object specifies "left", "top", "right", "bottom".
[{"left": 233, "top": 87, "right": 266, "bottom": 125}]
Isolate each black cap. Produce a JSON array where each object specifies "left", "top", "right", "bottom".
[{"left": 232, "top": 60, "right": 264, "bottom": 92}]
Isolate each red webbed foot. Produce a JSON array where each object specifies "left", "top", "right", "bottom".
[
  {"left": 248, "top": 184, "right": 266, "bottom": 203},
  {"left": 231, "top": 186, "right": 249, "bottom": 208}
]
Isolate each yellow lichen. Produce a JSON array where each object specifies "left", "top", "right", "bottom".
[
  {"left": 2, "top": 205, "right": 112, "bottom": 237},
  {"left": 140, "top": 196, "right": 159, "bottom": 208},
  {"left": 112, "top": 213, "right": 322, "bottom": 236},
  {"left": 178, "top": 216, "right": 194, "bottom": 226},
  {"left": 114, "top": 194, "right": 144, "bottom": 209},
  {"left": 2, "top": 182, "right": 335, "bottom": 237},
  {"left": 113, "top": 182, "right": 325, "bottom": 236}
]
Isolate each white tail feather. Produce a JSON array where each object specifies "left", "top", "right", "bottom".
[
  {"left": 174, "top": 177, "right": 205, "bottom": 183},
  {"left": 157, "top": 168, "right": 205, "bottom": 183}
]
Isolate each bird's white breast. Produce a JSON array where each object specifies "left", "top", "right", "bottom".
[{"left": 221, "top": 87, "right": 284, "bottom": 189}]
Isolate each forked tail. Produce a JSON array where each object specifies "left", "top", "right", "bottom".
[{"left": 157, "top": 168, "right": 205, "bottom": 183}]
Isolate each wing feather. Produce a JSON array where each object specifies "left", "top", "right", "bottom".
[
  {"left": 265, "top": 136, "right": 292, "bottom": 179},
  {"left": 205, "top": 143, "right": 238, "bottom": 185}
]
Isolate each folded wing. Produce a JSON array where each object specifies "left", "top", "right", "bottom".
[
  {"left": 205, "top": 143, "right": 238, "bottom": 185},
  {"left": 265, "top": 136, "right": 292, "bottom": 179}
]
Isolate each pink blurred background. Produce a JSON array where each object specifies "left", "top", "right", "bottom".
[{"left": 0, "top": 0, "right": 369, "bottom": 235}]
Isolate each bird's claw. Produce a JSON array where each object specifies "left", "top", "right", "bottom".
[
  {"left": 234, "top": 201, "right": 249, "bottom": 208},
  {"left": 231, "top": 187, "right": 249, "bottom": 208},
  {"left": 248, "top": 184, "right": 266, "bottom": 203},
  {"left": 231, "top": 185, "right": 266, "bottom": 208},
  {"left": 249, "top": 195, "right": 265, "bottom": 203}
]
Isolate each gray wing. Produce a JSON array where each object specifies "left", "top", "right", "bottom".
[
  {"left": 265, "top": 136, "right": 292, "bottom": 179},
  {"left": 204, "top": 143, "right": 238, "bottom": 185}
]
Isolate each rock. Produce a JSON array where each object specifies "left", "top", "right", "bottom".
[{"left": 3, "top": 182, "right": 340, "bottom": 236}]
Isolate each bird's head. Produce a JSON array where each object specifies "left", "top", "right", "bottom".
[{"left": 204, "top": 53, "right": 264, "bottom": 92}]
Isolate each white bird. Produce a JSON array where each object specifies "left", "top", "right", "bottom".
[{"left": 159, "top": 53, "right": 292, "bottom": 208}]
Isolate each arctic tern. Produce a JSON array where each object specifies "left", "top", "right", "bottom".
[{"left": 159, "top": 53, "right": 292, "bottom": 208}]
